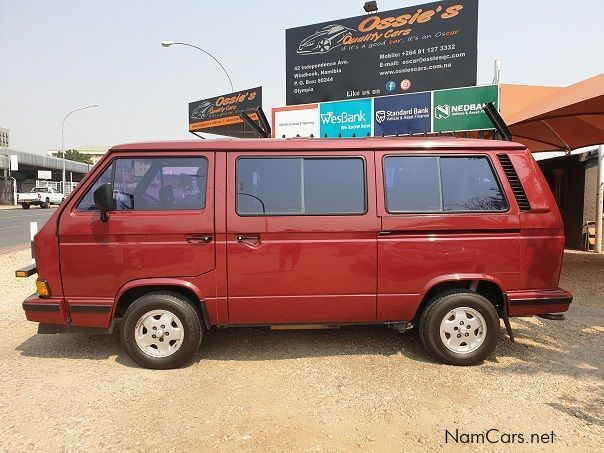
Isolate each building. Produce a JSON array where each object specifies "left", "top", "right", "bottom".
[
  {"left": 1, "top": 149, "right": 90, "bottom": 205},
  {"left": 0, "top": 127, "right": 9, "bottom": 148},
  {"left": 536, "top": 148, "right": 601, "bottom": 250},
  {"left": 47, "top": 145, "right": 110, "bottom": 165}
]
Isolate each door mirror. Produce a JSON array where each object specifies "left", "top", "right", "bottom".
[{"left": 93, "top": 183, "right": 113, "bottom": 222}]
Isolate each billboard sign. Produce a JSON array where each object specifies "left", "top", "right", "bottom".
[
  {"left": 273, "top": 105, "right": 319, "bottom": 138},
  {"left": 286, "top": 0, "right": 479, "bottom": 105},
  {"left": 319, "top": 99, "right": 372, "bottom": 138},
  {"left": 433, "top": 85, "right": 498, "bottom": 132},
  {"left": 373, "top": 92, "right": 431, "bottom": 136},
  {"left": 189, "top": 87, "right": 262, "bottom": 132}
]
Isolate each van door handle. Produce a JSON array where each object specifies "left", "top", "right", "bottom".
[
  {"left": 236, "top": 234, "right": 261, "bottom": 246},
  {"left": 186, "top": 235, "right": 213, "bottom": 244}
]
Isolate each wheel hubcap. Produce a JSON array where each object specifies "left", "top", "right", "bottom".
[
  {"left": 439, "top": 307, "right": 487, "bottom": 354},
  {"left": 134, "top": 309, "right": 184, "bottom": 358}
]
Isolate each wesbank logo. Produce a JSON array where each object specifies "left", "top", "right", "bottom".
[
  {"left": 319, "top": 99, "right": 372, "bottom": 138},
  {"left": 320, "top": 110, "right": 367, "bottom": 124}
]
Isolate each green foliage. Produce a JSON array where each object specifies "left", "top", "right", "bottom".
[{"left": 53, "top": 149, "right": 92, "bottom": 165}]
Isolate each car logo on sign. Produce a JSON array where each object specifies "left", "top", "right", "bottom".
[
  {"left": 435, "top": 104, "right": 450, "bottom": 120},
  {"left": 375, "top": 110, "right": 386, "bottom": 123}
]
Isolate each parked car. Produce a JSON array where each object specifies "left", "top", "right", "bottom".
[
  {"left": 17, "top": 187, "right": 64, "bottom": 209},
  {"left": 16, "top": 138, "right": 572, "bottom": 369}
]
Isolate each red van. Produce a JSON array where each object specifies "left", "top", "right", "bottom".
[{"left": 16, "top": 138, "right": 572, "bottom": 369}]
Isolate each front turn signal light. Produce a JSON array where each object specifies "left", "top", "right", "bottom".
[{"left": 36, "top": 280, "right": 51, "bottom": 298}]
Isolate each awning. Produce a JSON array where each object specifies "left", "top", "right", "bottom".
[{"left": 506, "top": 73, "right": 604, "bottom": 152}]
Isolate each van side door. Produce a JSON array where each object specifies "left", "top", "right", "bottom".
[{"left": 225, "top": 150, "right": 379, "bottom": 325}]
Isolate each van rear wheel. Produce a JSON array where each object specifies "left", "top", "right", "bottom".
[
  {"left": 121, "top": 292, "right": 202, "bottom": 369},
  {"left": 419, "top": 290, "right": 499, "bottom": 366}
]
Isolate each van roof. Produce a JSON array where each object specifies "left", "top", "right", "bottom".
[{"left": 111, "top": 137, "right": 527, "bottom": 152}]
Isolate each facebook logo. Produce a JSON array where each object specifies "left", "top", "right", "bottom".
[{"left": 386, "top": 81, "right": 396, "bottom": 93}]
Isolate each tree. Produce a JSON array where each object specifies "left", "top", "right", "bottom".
[{"left": 53, "top": 149, "right": 92, "bottom": 165}]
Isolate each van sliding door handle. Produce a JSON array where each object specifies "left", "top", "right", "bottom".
[
  {"left": 186, "top": 235, "right": 213, "bottom": 244},
  {"left": 236, "top": 234, "right": 261, "bottom": 242}
]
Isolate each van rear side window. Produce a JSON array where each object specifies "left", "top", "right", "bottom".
[
  {"left": 384, "top": 155, "right": 507, "bottom": 213},
  {"left": 236, "top": 157, "right": 366, "bottom": 215}
]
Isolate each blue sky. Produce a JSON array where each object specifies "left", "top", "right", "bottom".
[{"left": 0, "top": 0, "right": 602, "bottom": 154}]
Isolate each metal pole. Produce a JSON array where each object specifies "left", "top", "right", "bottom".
[
  {"left": 595, "top": 145, "right": 604, "bottom": 253},
  {"left": 162, "top": 42, "right": 234, "bottom": 93},
  {"left": 61, "top": 104, "right": 98, "bottom": 197}
]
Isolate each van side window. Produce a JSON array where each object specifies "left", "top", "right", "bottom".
[
  {"left": 383, "top": 156, "right": 441, "bottom": 212},
  {"left": 76, "top": 158, "right": 208, "bottom": 211},
  {"left": 113, "top": 158, "right": 208, "bottom": 211},
  {"left": 76, "top": 163, "right": 113, "bottom": 211},
  {"left": 237, "top": 157, "right": 366, "bottom": 215},
  {"left": 384, "top": 155, "right": 507, "bottom": 213},
  {"left": 441, "top": 157, "right": 507, "bottom": 211}
]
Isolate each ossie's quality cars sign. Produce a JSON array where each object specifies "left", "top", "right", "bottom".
[{"left": 286, "top": 0, "right": 479, "bottom": 105}]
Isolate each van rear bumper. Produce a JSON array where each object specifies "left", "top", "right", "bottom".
[{"left": 507, "top": 288, "right": 573, "bottom": 317}]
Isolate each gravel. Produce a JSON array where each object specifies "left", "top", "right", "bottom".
[{"left": 0, "top": 248, "right": 602, "bottom": 452}]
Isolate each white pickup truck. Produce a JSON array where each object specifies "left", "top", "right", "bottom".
[{"left": 18, "top": 187, "right": 64, "bottom": 209}]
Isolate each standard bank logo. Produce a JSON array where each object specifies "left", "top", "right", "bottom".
[
  {"left": 375, "top": 110, "right": 386, "bottom": 123},
  {"left": 320, "top": 110, "right": 367, "bottom": 124},
  {"left": 434, "top": 104, "right": 450, "bottom": 120}
]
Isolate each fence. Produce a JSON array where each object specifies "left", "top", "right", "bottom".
[{"left": 35, "top": 180, "right": 78, "bottom": 195}]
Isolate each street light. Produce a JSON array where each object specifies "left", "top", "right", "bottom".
[
  {"left": 161, "top": 41, "right": 234, "bottom": 93},
  {"left": 61, "top": 104, "right": 98, "bottom": 197},
  {"left": 363, "top": 1, "right": 378, "bottom": 13}
]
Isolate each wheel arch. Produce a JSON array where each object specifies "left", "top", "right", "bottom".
[
  {"left": 413, "top": 274, "right": 506, "bottom": 322},
  {"left": 114, "top": 279, "right": 212, "bottom": 330}
]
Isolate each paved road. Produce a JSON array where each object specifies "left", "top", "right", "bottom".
[{"left": 0, "top": 208, "right": 56, "bottom": 252}]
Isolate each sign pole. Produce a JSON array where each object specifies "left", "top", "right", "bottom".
[{"left": 595, "top": 144, "right": 604, "bottom": 253}]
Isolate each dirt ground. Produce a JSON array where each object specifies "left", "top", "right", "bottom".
[{"left": 0, "top": 249, "right": 602, "bottom": 452}]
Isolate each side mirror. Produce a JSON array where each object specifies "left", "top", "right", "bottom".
[{"left": 93, "top": 183, "right": 113, "bottom": 222}]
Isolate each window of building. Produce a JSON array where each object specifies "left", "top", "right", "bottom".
[
  {"left": 384, "top": 155, "right": 507, "bottom": 213},
  {"left": 76, "top": 157, "right": 208, "bottom": 211},
  {"left": 236, "top": 157, "right": 366, "bottom": 216}
]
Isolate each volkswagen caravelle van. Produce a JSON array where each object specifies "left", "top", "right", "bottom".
[{"left": 17, "top": 138, "right": 572, "bottom": 369}]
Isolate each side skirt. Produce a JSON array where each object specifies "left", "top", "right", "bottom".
[{"left": 38, "top": 321, "right": 114, "bottom": 335}]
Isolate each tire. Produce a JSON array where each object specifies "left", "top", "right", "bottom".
[
  {"left": 419, "top": 290, "right": 499, "bottom": 366},
  {"left": 41, "top": 198, "right": 50, "bottom": 208},
  {"left": 21, "top": 203, "right": 30, "bottom": 209},
  {"left": 121, "top": 292, "right": 202, "bottom": 369}
]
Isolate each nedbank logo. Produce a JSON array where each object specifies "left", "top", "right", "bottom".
[
  {"left": 434, "top": 104, "right": 450, "bottom": 120},
  {"left": 435, "top": 102, "right": 488, "bottom": 119},
  {"left": 320, "top": 110, "right": 367, "bottom": 124}
]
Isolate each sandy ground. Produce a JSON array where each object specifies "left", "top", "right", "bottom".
[{"left": 0, "top": 249, "right": 602, "bottom": 452}]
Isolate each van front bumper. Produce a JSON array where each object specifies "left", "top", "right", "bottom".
[
  {"left": 507, "top": 288, "right": 573, "bottom": 317},
  {"left": 22, "top": 294, "right": 67, "bottom": 325}
]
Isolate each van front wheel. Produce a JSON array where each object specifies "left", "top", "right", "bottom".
[
  {"left": 419, "top": 290, "right": 499, "bottom": 366},
  {"left": 121, "top": 292, "right": 202, "bottom": 369}
]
